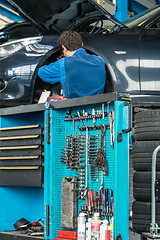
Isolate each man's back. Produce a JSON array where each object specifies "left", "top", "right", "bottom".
[{"left": 63, "top": 48, "right": 106, "bottom": 99}]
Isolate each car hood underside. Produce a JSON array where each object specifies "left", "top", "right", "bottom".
[{"left": 5, "top": 0, "right": 124, "bottom": 34}]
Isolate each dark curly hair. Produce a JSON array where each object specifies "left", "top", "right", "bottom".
[{"left": 58, "top": 30, "right": 83, "bottom": 51}]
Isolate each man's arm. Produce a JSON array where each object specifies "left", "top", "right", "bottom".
[{"left": 38, "top": 58, "right": 65, "bottom": 84}]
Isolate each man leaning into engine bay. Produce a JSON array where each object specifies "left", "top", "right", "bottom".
[{"left": 38, "top": 30, "right": 106, "bottom": 99}]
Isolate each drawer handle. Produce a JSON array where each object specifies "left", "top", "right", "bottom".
[
  {"left": 0, "top": 145, "right": 40, "bottom": 150},
  {"left": 0, "top": 156, "right": 39, "bottom": 160},
  {"left": 0, "top": 166, "right": 40, "bottom": 170},
  {"left": 0, "top": 135, "right": 39, "bottom": 141},
  {"left": 0, "top": 125, "right": 40, "bottom": 131}
]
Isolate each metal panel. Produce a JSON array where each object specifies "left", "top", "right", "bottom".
[{"left": 44, "top": 100, "right": 129, "bottom": 239}]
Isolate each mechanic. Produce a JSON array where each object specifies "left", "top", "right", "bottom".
[{"left": 38, "top": 30, "right": 106, "bottom": 99}]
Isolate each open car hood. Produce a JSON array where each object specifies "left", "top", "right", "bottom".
[{"left": 5, "top": 0, "right": 124, "bottom": 34}]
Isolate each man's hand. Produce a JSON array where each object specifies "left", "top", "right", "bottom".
[{"left": 57, "top": 52, "right": 64, "bottom": 60}]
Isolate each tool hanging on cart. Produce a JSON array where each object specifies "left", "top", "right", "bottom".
[
  {"left": 64, "top": 105, "right": 108, "bottom": 131},
  {"left": 94, "top": 125, "right": 107, "bottom": 175},
  {"left": 88, "top": 134, "right": 99, "bottom": 181},
  {"left": 109, "top": 109, "right": 114, "bottom": 148}
]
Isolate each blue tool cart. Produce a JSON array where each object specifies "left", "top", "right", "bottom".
[
  {"left": 0, "top": 93, "right": 130, "bottom": 240},
  {"left": 44, "top": 93, "right": 130, "bottom": 240}
]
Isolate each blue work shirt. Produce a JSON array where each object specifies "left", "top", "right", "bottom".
[{"left": 38, "top": 48, "right": 106, "bottom": 99}]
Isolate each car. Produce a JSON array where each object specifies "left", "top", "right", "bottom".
[{"left": 0, "top": 0, "right": 160, "bottom": 106}]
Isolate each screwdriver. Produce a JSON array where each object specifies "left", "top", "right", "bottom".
[
  {"left": 101, "top": 192, "right": 105, "bottom": 218},
  {"left": 108, "top": 189, "right": 113, "bottom": 217},
  {"left": 105, "top": 189, "right": 109, "bottom": 214}
]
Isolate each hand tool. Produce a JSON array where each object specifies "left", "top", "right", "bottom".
[
  {"left": 99, "top": 171, "right": 104, "bottom": 190},
  {"left": 77, "top": 111, "right": 85, "bottom": 127},
  {"left": 101, "top": 192, "right": 105, "bottom": 218},
  {"left": 105, "top": 189, "right": 109, "bottom": 215},
  {"left": 93, "top": 191, "right": 98, "bottom": 212},
  {"left": 84, "top": 127, "right": 88, "bottom": 197},
  {"left": 108, "top": 189, "right": 113, "bottom": 217},
  {"left": 109, "top": 109, "right": 114, "bottom": 148},
  {"left": 94, "top": 125, "right": 107, "bottom": 175},
  {"left": 88, "top": 134, "right": 99, "bottom": 181},
  {"left": 100, "top": 189, "right": 104, "bottom": 208},
  {"left": 87, "top": 189, "right": 94, "bottom": 215}
]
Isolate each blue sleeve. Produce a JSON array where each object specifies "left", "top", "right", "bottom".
[{"left": 38, "top": 58, "right": 65, "bottom": 85}]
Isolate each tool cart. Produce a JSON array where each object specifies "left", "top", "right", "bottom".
[{"left": 0, "top": 93, "right": 130, "bottom": 240}]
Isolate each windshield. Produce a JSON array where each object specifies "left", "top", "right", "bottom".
[{"left": 123, "top": 5, "right": 160, "bottom": 28}]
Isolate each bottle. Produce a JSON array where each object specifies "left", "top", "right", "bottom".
[
  {"left": 110, "top": 216, "right": 114, "bottom": 240},
  {"left": 86, "top": 217, "right": 92, "bottom": 240},
  {"left": 100, "top": 220, "right": 108, "bottom": 240},
  {"left": 91, "top": 212, "right": 102, "bottom": 240},
  {"left": 77, "top": 212, "right": 86, "bottom": 240}
]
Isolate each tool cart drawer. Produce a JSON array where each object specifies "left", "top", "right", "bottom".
[
  {"left": 0, "top": 166, "right": 43, "bottom": 187},
  {"left": 0, "top": 145, "right": 43, "bottom": 157},
  {"left": 0, "top": 125, "right": 43, "bottom": 137},
  {"left": 0, "top": 156, "right": 43, "bottom": 167}
]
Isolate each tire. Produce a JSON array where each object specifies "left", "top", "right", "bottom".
[
  {"left": 132, "top": 157, "right": 160, "bottom": 171},
  {"left": 135, "top": 126, "right": 160, "bottom": 141},
  {"left": 134, "top": 110, "right": 160, "bottom": 140},
  {"left": 133, "top": 171, "right": 160, "bottom": 201},
  {"left": 132, "top": 201, "right": 160, "bottom": 233},
  {"left": 134, "top": 110, "right": 160, "bottom": 124},
  {"left": 132, "top": 141, "right": 160, "bottom": 171}
]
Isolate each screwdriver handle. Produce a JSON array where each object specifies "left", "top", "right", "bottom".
[
  {"left": 87, "top": 191, "right": 91, "bottom": 211},
  {"left": 105, "top": 189, "right": 108, "bottom": 205},
  {"left": 89, "top": 189, "right": 94, "bottom": 208},
  {"left": 105, "top": 189, "right": 109, "bottom": 213},
  {"left": 102, "top": 193, "right": 106, "bottom": 215},
  {"left": 108, "top": 189, "right": 113, "bottom": 210},
  {"left": 93, "top": 191, "right": 98, "bottom": 211},
  {"left": 100, "top": 189, "right": 104, "bottom": 205}
]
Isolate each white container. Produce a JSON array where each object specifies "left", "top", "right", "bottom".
[
  {"left": 77, "top": 212, "right": 86, "bottom": 240},
  {"left": 91, "top": 212, "right": 102, "bottom": 240},
  {"left": 100, "top": 220, "right": 108, "bottom": 240},
  {"left": 86, "top": 217, "right": 92, "bottom": 240}
]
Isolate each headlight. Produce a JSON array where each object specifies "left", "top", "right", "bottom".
[{"left": 0, "top": 36, "right": 42, "bottom": 60}]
